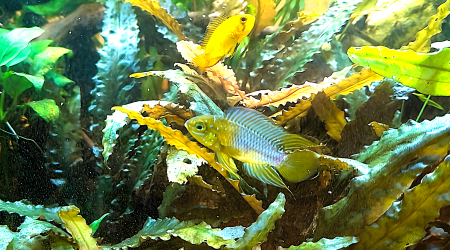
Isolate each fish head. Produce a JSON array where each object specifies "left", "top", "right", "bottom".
[
  {"left": 185, "top": 115, "right": 222, "bottom": 151},
  {"left": 232, "top": 14, "right": 256, "bottom": 42}
]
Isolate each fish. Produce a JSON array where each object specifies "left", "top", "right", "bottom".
[
  {"left": 192, "top": 14, "right": 255, "bottom": 72},
  {"left": 185, "top": 107, "right": 320, "bottom": 189}
]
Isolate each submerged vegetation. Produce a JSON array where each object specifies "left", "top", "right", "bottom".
[{"left": 0, "top": 0, "right": 450, "bottom": 249}]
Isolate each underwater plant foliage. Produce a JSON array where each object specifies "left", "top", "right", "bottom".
[{"left": 2, "top": 0, "right": 450, "bottom": 249}]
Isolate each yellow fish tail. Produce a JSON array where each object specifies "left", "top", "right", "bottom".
[
  {"left": 277, "top": 150, "right": 319, "bottom": 183},
  {"left": 192, "top": 53, "right": 209, "bottom": 72}
]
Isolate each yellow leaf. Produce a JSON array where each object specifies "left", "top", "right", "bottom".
[
  {"left": 57, "top": 206, "right": 101, "bottom": 250},
  {"left": 401, "top": 0, "right": 450, "bottom": 52},
  {"left": 112, "top": 106, "right": 265, "bottom": 214},
  {"left": 272, "top": 68, "right": 382, "bottom": 126},
  {"left": 311, "top": 91, "right": 347, "bottom": 141},
  {"left": 369, "top": 121, "right": 390, "bottom": 137},
  {"left": 248, "top": 0, "right": 277, "bottom": 36},
  {"left": 303, "top": 0, "right": 332, "bottom": 13},
  {"left": 123, "top": 0, "right": 186, "bottom": 41}
]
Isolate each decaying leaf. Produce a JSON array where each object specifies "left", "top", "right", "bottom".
[
  {"left": 314, "top": 114, "right": 450, "bottom": 240},
  {"left": 401, "top": 0, "right": 450, "bottom": 52},
  {"left": 112, "top": 106, "right": 264, "bottom": 214},
  {"left": 58, "top": 206, "right": 101, "bottom": 250},
  {"left": 166, "top": 147, "right": 205, "bottom": 184},
  {"left": 348, "top": 46, "right": 450, "bottom": 96},
  {"left": 123, "top": 0, "right": 186, "bottom": 41},
  {"left": 369, "top": 121, "right": 389, "bottom": 137},
  {"left": 248, "top": 0, "right": 276, "bottom": 36},
  {"left": 271, "top": 11, "right": 322, "bottom": 45},
  {"left": 354, "top": 155, "right": 450, "bottom": 249},
  {"left": 311, "top": 91, "right": 346, "bottom": 141},
  {"left": 142, "top": 101, "right": 194, "bottom": 125}
]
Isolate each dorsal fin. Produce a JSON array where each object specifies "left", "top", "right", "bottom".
[{"left": 201, "top": 14, "right": 229, "bottom": 48}]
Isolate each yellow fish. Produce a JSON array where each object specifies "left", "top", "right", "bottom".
[
  {"left": 185, "top": 107, "right": 319, "bottom": 189},
  {"left": 192, "top": 14, "right": 255, "bottom": 72}
]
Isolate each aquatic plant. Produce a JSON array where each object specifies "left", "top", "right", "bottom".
[{"left": 1, "top": 0, "right": 450, "bottom": 249}]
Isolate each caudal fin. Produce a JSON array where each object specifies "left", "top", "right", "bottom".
[{"left": 276, "top": 150, "right": 319, "bottom": 183}]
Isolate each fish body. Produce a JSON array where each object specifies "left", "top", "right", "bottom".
[
  {"left": 185, "top": 107, "right": 319, "bottom": 189},
  {"left": 192, "top": 14, "right": 255, "bottom": 72}
]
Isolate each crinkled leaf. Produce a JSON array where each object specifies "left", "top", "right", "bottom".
[
  {"left": 166, "top": 147, "right": 205, "bottom": 184},
  {"left": 348, "top": 46, "right": 450, "bottom": 96},
  {"left": 24, "top": 99, "right": 60, "bottom": 122},
  {"left": 227, "top": 192, "right": 285, "bottom": 249},
  {"left": 0, "top": 225, "right": 15, "bottom": 250},
  {"left": 130, "top": 69, "right": 223, "bottom": 116},
  {"left": 124, "top": 0, "right": 186, "bottom": 40},
  {"left": 341, "top": 88, "right": 369, "bottom": 121},
  {"left": 248, "top": 0, "right": 276, "bottom": 36},
  {"left": 141, "top": 101, "right": 193, "bottom": 125},
  {"left": 0, "top": 199, "right": 62, "bottom": 224},
  {"left": 0, "top": 27, "right": 44, "bottom": 66},
  {"left": 354, "top": 155, "right": 450, "bottom": 249},
  {"left": 107, "top": 217, "right": 235, "bottom": 249},
  {"left": 285, "top": 237, "right": 357, "bottom": 250},
  {"left": 57, "top": 206, "right": 101, "bottom": 250},
  {"left": 112, "top": 106, "right": 264, "bottom": 214},
  {"left": 401, "top": 0, "right": 450, "bottom": 52},
  {"left": 311, "top": 91, "right": 346, "bottom": 141},
  {"left": 157, "top": 183, "right": 185, "bottom": 218},
  {"left": 369, "top": 121, "right": 389, "bottom": 137},
  {"left": 314, "top": 114, "right": 450, "bottom": 240},
  {"left": 30, "top": 47, "right": 72, "bottom": 76},
  {"left": 274, "top": 68, "right": 380, "bottom": 126}
]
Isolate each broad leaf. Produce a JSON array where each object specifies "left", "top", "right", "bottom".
[
  {"left": 24, "top": 99, "right": 60, "bottom": 122},
  {"left": 348, "top": 46, "right": 450, "bottom": 96},
  {"left": 58, "top": 206, "right": 101, "bottom": 250},
  {"left": 1, "top": 71, "right": 44, "bottom": 99},
  {"left": 248, "top": 0, "right": 276, "bottom": 36},
  {"left": 30, "top": 47, "right": 72, "bottom": 76},
  {"left": 285, "top": 237, "right": 357, "bottom": 250},
  {"left": 0, "top": 27, "right": 45, "bottom": 66}
]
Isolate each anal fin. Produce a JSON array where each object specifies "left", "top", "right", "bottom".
[{"left": 216, "top": 152, "right": 238, "bottom": 176}]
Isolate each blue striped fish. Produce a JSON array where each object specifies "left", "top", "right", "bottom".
[{"left": 185, "top": 107, "right": 319, "bottom": 189}]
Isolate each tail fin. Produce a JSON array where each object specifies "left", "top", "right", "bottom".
[
  {"left": 192, "top": 53, "right": 209, "bottom": 72},
  {"left": 276, "top": 150, "right": 319, "bottom": 183}
]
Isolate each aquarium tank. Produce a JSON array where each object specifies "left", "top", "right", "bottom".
[{"left": 1, "top": 0, "right": 450, "bottom": 249}]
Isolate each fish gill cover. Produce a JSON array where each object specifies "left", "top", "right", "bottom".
[{"left": 1, "top": 0, "right": 450, "bottom": 249}]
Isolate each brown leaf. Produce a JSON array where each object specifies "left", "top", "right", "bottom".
[
  {"left": 273, "top": 11, "right": 322, "bottom": 45},
  {"left": 123, "top": 0, "right": 186, "bottom": 40},
  {"left": 369, "top": 121, "right": 390, "bottom": 137},
  {"left": 248, "top": 0, "right": 277, "bottom": 36},
  {"left": 311, "top": 91, "right": 347, "bottom": 141},
  {"left": 142, "top": 102, "right": 194, "bottom": 126},
  {"left": 113, "top": 106, "right": 265, "bottom": 214}
]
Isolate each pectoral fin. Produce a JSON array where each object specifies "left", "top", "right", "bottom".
[
  {"left": 242, "top": 163, "right": 288, "bottom": 189},
  {"left": 216, "top": 152, "right": 238, "bottom": 176}
]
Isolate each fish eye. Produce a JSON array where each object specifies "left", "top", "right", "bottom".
[
  {"left": 195, "top": 122, "right": 206, "bottom": 131},
  {"left": 240, "top": 16, "right": 247, "bottom": 23}
]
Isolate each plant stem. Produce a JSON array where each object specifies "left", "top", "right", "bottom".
[{"left": 416, "top": 94, "right": 430, "bottom": 122}]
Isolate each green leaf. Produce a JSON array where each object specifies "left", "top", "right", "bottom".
[
  {"left": 413, "top": 93, "right": 444, "bottom": 110},
  {"left": 45, "top": 70, "right": 74, "bottom": 87},
  {"left": 166, "top": 147, "right": 205, "bottom": 184},
  {"left": 107, "top": 217, "right": 235, "bottom": 249},
  {"left": 0, "top": 199, "right": 63, "bottom": 224},
  {"left": 0, "top": 225, "right": 15, "bottom": 250},
  {"left": 157, "top": 183, "right": 185, "bottom": 218},
  {"left": 0, "top": 27, "right": 45, "bottom": 66},
  {"left": 24, "top": 99, "right": 60, "bottom": 122},
  {"left": 89, "top": 213, "right": 109, "bottom": 235},
  {"left": 314, "top": 114, "right": 450, "bottom": 240},
  {"left": 29, "top": 39, "right": 53, "bottom": 59},
  {"left": 227, "top": 192, "right": 286, "bottom": 249},
  {"left": 285, "top": 237, "right": 358, "bottom": 250},
  {"left": 25, "top": 0, "right": 68, "bottom": 15},
  {"left": 1, "top": 71, "right": 44, "bottom": 99},
  {"left": 57, "top": 206, "right": 101, "bottom": 250},
  {"left": 30, "top": 47, "right": 72, "bottom": 76},
  {"left": 354, "top": 155, "right": 450, "bottom": 249},
  {"left": 348, "top": 46, "right": 450, "bottom": 96}
]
